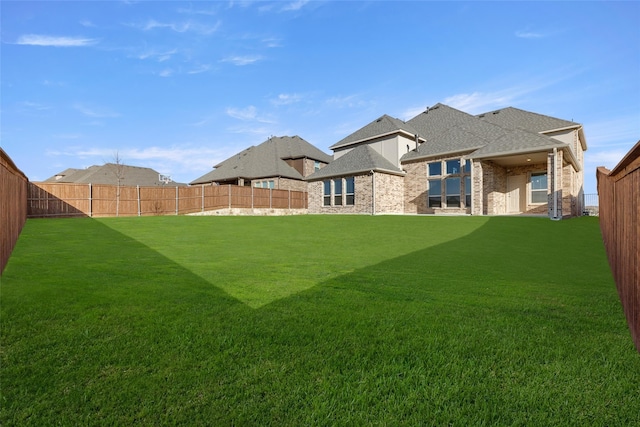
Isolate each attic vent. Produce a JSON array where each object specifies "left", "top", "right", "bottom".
[
  {"left": 492, "top": 111, "right": 500, "bottom": 115},
  {"left": 478, "top": 114, "right": 485, "bottom": 118},
  {"left": 376, "top": 118, "right": 383, "bottom": 122}
]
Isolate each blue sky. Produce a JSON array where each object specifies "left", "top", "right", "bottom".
[{"left": 2, "top": 1, "right": 638, "bottom": 193}]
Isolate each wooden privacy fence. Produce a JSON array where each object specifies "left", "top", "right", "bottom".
[
  {"left": 27, "top": 182, "right": 308, "bottom": 218},
  {"left": 597, "top": 140, "right": 640, "bottom": 353},
  {"left": 1, "top": 149, "right": 28, "bottom": 274}
]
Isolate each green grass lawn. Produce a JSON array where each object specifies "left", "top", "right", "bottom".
[{"left": 2, "top": 215, "right": 638, "bottom": 425}]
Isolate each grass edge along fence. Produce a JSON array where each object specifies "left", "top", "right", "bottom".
[
  {"left": 597, "top": 139, "right": 640, "bottom": 353},
  {"left": 27, "top": 182, "right": 308, "bottom": 218},
  {"left": 0, "top": 149, "right": 28, "bottom": 274}
]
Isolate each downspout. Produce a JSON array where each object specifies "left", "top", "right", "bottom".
[
  {"left": 551, "top": 147, "right": 560, "bottom": 221},
  {"left": 371, "top": 170, "right": 375, "bottom": 216}
]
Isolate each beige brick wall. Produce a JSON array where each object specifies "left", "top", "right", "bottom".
[
  {"left": 308, "top": 172, "right": 404, "bottom": 215},
  {"left": 403, "top": 160, "right": 428, "bottom": 214},
  {"left": 374, "top": 173, "right": 404, "bottom": 214},
  {"left": 249, "top": 177, "right": 307, "bottom": 192}
]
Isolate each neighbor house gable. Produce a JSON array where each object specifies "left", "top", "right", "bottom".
[{"left": 190, "top": 135, "right": 331, "bottom": 186}]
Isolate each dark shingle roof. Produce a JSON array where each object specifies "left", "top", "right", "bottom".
[
  {"left": 191, "top": 135, "right": 331, "bottom": 185},
  {"left": 307, "top": 145, "right": 404, "bottom": 181},
  {"left": 330, "top": 115, "right": 421, "bottom": 150},
  {"left": 403, "top": 103, "right": 507, "bottom": 160},
  {"left": 44, "top": 164, "right": 185, "bottom": 186},
  {"left": 467, "top": 128, "right": 568, "bottom": 159},
  {"left": 477, "top": 107, "right": 579, "bottom": 133}
]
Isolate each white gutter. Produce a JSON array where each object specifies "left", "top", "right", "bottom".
[
  {"left": 371, "top": 170, "right": 376, "bottom": 216},
  {"left": 551, "top": 147, "right": 560, "bottom": 221}
]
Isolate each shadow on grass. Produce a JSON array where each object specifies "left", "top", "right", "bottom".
[{"left": 3, "top": 216, "right": 639, "bottom": 425}]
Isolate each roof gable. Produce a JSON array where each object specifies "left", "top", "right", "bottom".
[
  {"left": 191, "top": 135, "right": 331, "bottom": 185},
  {"left": 307, "top": 145, "right": 404, "bottom": 181},
  {"left": 330, "top": 115, "right": 420, "bottom": 150},
  {"left": 477, "top": 107, "right": 579, "bottom": 133}
]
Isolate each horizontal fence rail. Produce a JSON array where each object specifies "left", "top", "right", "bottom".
[
  {"left": 597, "top": 140, "right": 640, "bottom": 353},
  {"left": 1, "top": 149, "right": 28, "bottom": 273},
  {"left": 27, "top": 182, "right": 308, "bottom": 218}
]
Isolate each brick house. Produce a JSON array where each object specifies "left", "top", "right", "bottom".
[
  {"left": 191, "top": 135, "right": 332, "bottom": 192},
  {"left": 307, "top": 103, "right": 587, "bottom": 218}
]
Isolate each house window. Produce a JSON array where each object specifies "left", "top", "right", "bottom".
[
  {"left": 428, "top": 162, "right": 442, "bottom": 176},
  {"left": 446, "top": 178, "right": 461, "bottom": 207},
  {"left": 345, "top": 177, "right": 355, "bottom": 205},
  {"left": 333, "top": 178, "right": 343, "bottom": 206},
  {"left": 314, "top": 161, "right": 321, "bottom": 171},
  {"left": 446, "top": 159, "right": 460, "bottom": 174},
  {"left": 428, "top": 180, "right": 442, "bottom": 208},
  {"left": 463, "top": 159, "right": 472, "bottom": 174},
  {"left": 465, "top": 175, "right": 471, "bottom": 208},
  {"left": 323, "top": 180, "right": 331, "bottom": 206},
  {"left": 531, "top": 172, "right": 547, "bottom": 204}
]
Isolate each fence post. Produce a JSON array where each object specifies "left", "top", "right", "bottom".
[
  {"left": 228, "top": 184, "right": 232, "bottom": 210},
  {"left": 201, "top": 184, "right": 205, "bottom": 212},
  {"left": 251, "top": 185, "right": 254, "bottom": 209},
  {"left": 175, "top": 186, "right": 179, "bottom": 215},
  {"left": 270, "top": 188, "right": 272, "bottom": 209},
  {"left": 288, "top": 189, "right": 291, "bottom": 209},
  {"left": 137, "top": 185, "right": 141, "bottom": 217},
  {"left": 89, "top": 183, "right": 92, "bottom": 217}
]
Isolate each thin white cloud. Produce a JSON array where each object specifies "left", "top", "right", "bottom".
[
  {"left": 442, "top": 92, "right": 513, "bottom": 114},
  {"left": 262, "top": 37, "right": 283, "bottom": 48},
  {"left": 159, "top": 68, "right": 174, "bottom": 77},
  {"left": 515, "top": 30, "right": 544, "bottom": 39},
  {"left": 188, "top": 64, "right": 212, "bottom": 74},
  {"left": 220, "top": 54, "right": 263, "bottom": 66},
  {"left": 583, "top": 114, "right": 640, "bottom": 149},
  {"left": 325, "top": 94, "right": 374, "bottom": 112},
  {"left": 226, "top": 105, "right": 258, "bottom": 121},
  {"left": 16, "top": 34, "right": 98, "bottom": 47},
  {"left": 74, "top": 103, "right": 120, "bottom": 118},
  {"left": 135, "top": 19, "right": 220, "bottom": 35},
  {"left": 272, "top": 93, "right": 303, "bottom": 106},
  {"left": 137, "top": 48, "right": 178, "bottom": 62},
  {"left": 79, "top": 20, "right": 95, "bottom": 28},
  {"left": 282, "top": 0, "right": 310, "bottom": 12},
  {"left": 53, "top": 133, "right": 83, "bottom": 140},
  {"left": 20, "top": 101, "right": 51, "bottom": 111},
  {"left": 226, "top": 105, "right": 277, "bottom": 124}
]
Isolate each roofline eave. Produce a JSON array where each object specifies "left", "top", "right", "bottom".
[
  {"left": 401, "top": 146, "right": 482, "bottom": 163},
  {"left": 330, "top": 130, "right": 425, "bottom": 151},
  {"left": 467, "top": 144, "right": 582, "bottom": 172},
  {"left": 306, "top": 167, "right": 406, "bottom": 181}
]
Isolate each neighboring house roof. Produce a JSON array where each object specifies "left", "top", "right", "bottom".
[
  {"left": 307, "top": 145, "right": 405, "bottom": 181},
  {"left": 330, "top": 114, "right": 423, "bottom": 150},
  {"left": 44, "top": 163, "right": 185, "bottom": 186},
  {"left": 190, "top": 135, "right": 332, "bottom": 185}
]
